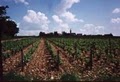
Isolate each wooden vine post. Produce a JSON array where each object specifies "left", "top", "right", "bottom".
[
  {"left": 90, "top": 42, "right": 95, "bottom": 70},
  {"left": 21, "top": 48, "right": 24, "bottom": 72},
  {"left": 74, "top": 41, "right": 77, "bottom": 59},
  {"left": 56, "top": 50, "right": 60, "bottom": 71}
]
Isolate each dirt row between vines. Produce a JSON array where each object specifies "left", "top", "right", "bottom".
[
  {"left": 49, "top": 40, "right": 120, "bottom": 81},
  {"left": 18, "top": 39, "right": 120, "bottom": 81},
  {"left": 3, "top": 41, "right": 37, "bottom": 74},
  {"left": 16, "top": 39, "right": 49, "bottom": 80},
  {"left": 1, "top": 38, "right": 24, "bottom": 43},
  {"left": 49, "top": 42, "right": 81, "bottom": 75},
  {"left": 3, "top": 38, "right": 120, "bottom": 81},
  {"left": 13, "top": 39, "right": 82, "bottom": 80},
  {"left": 16, "top": 39, "right": 64, "bottom": 80}
]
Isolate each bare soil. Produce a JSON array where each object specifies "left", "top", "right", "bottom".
[
  {"left": 1, "top": 38, "right": 24, "bottom": 43},
  {"left": 3, "top": 38, "right": 120, "bottom": 81},
  {"left": 3, "top": 42, "right": 34, "bottom": 74}
]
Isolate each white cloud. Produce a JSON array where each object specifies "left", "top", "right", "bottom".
[
  {"left": 52, "top": 15, "right": 63, "bottom": 24},
  {"left": 23, "top": 10, "right": 49, "bottom": 30},
  {"left": 61, "top": 11, "right": 84, "bottom": 23},
  {"left": 3, "top": 0, "right": 29, "bottom": 5},
  {"left": 17, "top": 23, "right": 20, "bottom": 27},
  {"left": 18, "top": 10, "right": 50, "bottom": 36},
  {"left": 52, "top": 15, "right": 69, "bottom": 33},
  {"left": 23, "top": 10, "right": 50, "bottom": 25},
  {"left": 52, "top": 0, "right": 83, "bottom": 33},
  {"left": 58, "top": 0, "right": 80, "bottom": 13},
  {"left": 17, "top": 29, "right": 40, "bottom": 36},
  {"left": 56, "top": 0, "right": 83, "bottom": 23},
  {"left": 84, "top": 24, "right": 94, "bottom": 28},
  {"left": 95, "top": 26, "right": 104, "bottom": 33},
  {"left": 111, "top": 18, "right": 120, "bottom": 24},
  {"left": 58, "top": 23, "right": 69, "bottom": 33},
  {"left": 14, "top": 0, "right": 29, "bottom": 5},
  {"left": 112, "top": 8, "right": 120, "bottom": 14},
  {"left": 80, "top": 24, "right": 104, "bottom": 34}
]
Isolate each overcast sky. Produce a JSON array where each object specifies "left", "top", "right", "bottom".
[{"left": 1, "top": 0, "right": 120, "bottom": 36}]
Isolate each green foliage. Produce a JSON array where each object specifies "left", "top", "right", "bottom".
[
  {"left": 96, "top": 74, "right": 120, "bottom": 81},
  {"left": 60, "top": 73, "right": 79, "bottom": 81},
  {"left": 2, "top": 38, "right": 39, "bottom": 60},
  {"left": 3, "top": 72, "right": 29, "bottom": 81},
  {"left": 47, "top": 37, "right": 120, "bottom": 64},
  {"left": 4, "top": 20, "right": 19, "bottom": 37},
  {"left": 3, "top": 71, "right": 42, "bottom": 81},
  {"left": 45, "top": 40, "right": 62, "bottom": 69},
  {"left": 45, "top": 41, "right": 55, "bottom": 59},
  {"left": 2, "top": 52, "right": 10, "bottom": 60},
  {"left": 23, "top": 40, "right": 40, "bottom": 63}
]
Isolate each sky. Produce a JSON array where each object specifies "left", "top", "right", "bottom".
[{"left": 0, "top": 0, "right": 120, "bottom": 36}]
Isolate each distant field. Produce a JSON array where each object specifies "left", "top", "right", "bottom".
[{"left": 2, "top": 37, "right": 120, "bottom": 81}]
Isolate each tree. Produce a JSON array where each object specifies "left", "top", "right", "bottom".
[
  {"left": 39, "top": 32, "right": 45, "bottom": 37},
  {"left": 2, "top": 20, "right": 19, "bottom": 37},
  {"left": 0, "top": 5, "right": 19, "bottom": 81},
  {"left": 0, "top": 5, "right": 9, "bottom": 81}
]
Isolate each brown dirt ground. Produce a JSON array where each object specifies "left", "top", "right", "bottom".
[{"left": 3, "top": 42, "right": 35, "bottom": 74}]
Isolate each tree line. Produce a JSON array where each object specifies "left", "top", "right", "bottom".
[
  {"left": 0, "top": 5, "right": 19, "bottom": 80},
  {"left": 0, "top": 5, "right": 19, "bottom": 39}
]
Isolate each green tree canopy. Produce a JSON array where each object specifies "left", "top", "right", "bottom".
[
  {"left": 2, "top": 20, "right": 19, "bottom": 37},
  {"left": 0, "top": 5, "right": 19, "bottom": 38}
]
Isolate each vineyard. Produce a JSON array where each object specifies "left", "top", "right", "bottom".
[{"left": 1, "top": 37, "right": 120, "bottom": 81}]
